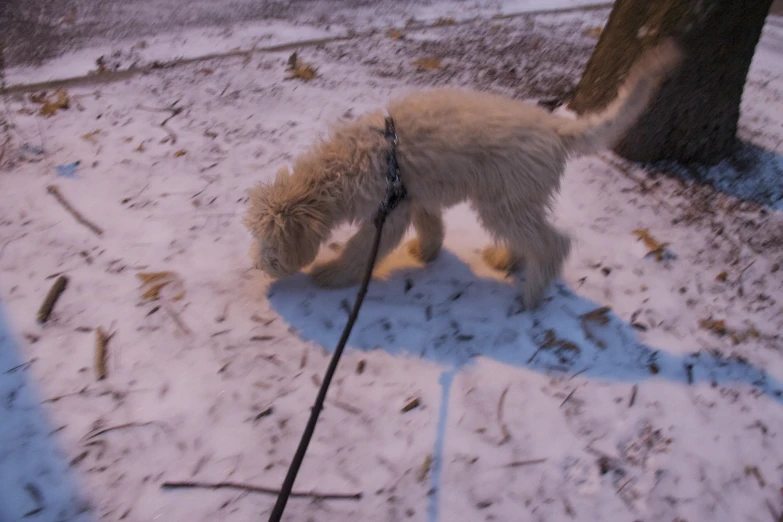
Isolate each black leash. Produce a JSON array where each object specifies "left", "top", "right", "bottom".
[{"left": 267, "top": 116, "right": 407, "bottom": 522}]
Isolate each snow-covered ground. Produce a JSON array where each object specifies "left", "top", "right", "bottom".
[{"left": 2, "top": 4, "right": 783, "bottom": 522}]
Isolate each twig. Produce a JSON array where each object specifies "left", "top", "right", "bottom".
[
  {"left": 37, "top": 275, "right": 68, "bottom": 323},
  {"left": 160, "top": 480, "right": 362, "bottom": 500},
  {"left": 164, "top": 301, "right": 192, "bottom": 336},
  {"left": 560, "top": 388, "right": 577, "bottom": 407},
  {"left": 628, "top": 384, "right": 638, "bottom": 407},
  {"left": 84, "top": 421, "right": 167, "bottom": 441},
  {"left": 47, "top": 185, "right": 104, "bottom": 236},
  {"left": 497, "top": 386, "right": 511, "bottom": 444},
  {"left": 94, "top": 327, "right": 110, "bottom": 380},
  {"left": 161, "top": 107, "right": 184, "bottom": 127},
  {"left": 569, "top": 366, "right": 590, "bottom": 380},
  {"left": 161, "top": 123, "right": 178, "bottom": 144},
  {"left": 736, "top": 259, "right": 756, "bottom": 297},
  {"left": 505, "top": 458, "right": 548, "bottom": 468},
  {"left": 3, "top": 358, "right": 36, "bottom": 374}
]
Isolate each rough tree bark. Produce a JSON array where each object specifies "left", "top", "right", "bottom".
[{"left": 569, "top": 0, "right": 774, "bottom": 165}]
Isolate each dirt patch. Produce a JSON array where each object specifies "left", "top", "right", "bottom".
[{"left": 321, "top": 10, "right": 608, "bottom": 104}]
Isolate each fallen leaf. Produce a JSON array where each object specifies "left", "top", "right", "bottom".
[
  {"left": 715, "top": 271, "right": 728, "bottom": 282},
  {"left": 584, "top": 26, "right": 602, "bottom": 38},
  {"left": 418, "top": 454, "right": 432, "bottom": 482},
  {"left": 135, "top": 142, "right": 145, "bottom": 153},
  {"left": 580, "top": 306, "right": 611, "bottom": 326},
  {"left": 386, "top": 28, "right": 404, "bottom": 39},
  {"left": 199, "top": 67, "right": 215, "bottom": 75},
  {"left": 174, "top": 149, "right": 187, "bottom": 157},
  {"left": 699, "top": 318, "right": 727, "bottom": 336},
  {"left": 632, "top": 228, "right": 673, "bottom": 261},
  {"left": 413, "top": 57, "right": 442, "bottom": 70},
  {"left": 285, "top": 59, "right": 318, "bottom": 82},
  {"left": 81, "top": 130, "right": 102, "bottom": 145},
  {"left": 39, "top": 89, "right": 70, "bottom": 117},
  {"left": 136, "top": 271, "right": 185, "bottom": 302},
  {"left": 123, "top": 137, "right": 134, "bottom": 143}
]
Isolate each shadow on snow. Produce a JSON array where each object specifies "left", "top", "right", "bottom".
[{"left": 269, "top": 249, "right": 782, "bottom": 522}]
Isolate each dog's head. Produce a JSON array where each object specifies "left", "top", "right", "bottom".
[{"left": 243, "top": 166, "right": 330, "bottom": 278}]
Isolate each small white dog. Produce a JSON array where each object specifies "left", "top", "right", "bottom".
[{"left": 244, "top": 40, "right": 681, "bottom": 309}]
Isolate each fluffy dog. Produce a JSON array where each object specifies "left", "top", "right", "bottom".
[{"left": 244, "top": 40, "right": 681, "bottom": 309}]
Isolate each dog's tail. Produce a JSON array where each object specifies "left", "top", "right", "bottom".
[{"left": 556, "top": 39, "right": 683, "bottom": 157}]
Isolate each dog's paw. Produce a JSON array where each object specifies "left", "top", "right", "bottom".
[
  {"left": 406, "top": 238, "right": 441, "bottom": 263},
  {"left": 482, "top": 245, "right": 524, "bottom": 272},
  {"left": 310, "top": 260, "right": 361, "bottom": 289}
]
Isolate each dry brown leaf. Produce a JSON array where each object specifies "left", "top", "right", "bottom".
[
  {"left": 715, "top": 271, "right": 729, "bottom": 282},
  {"left": 174, "top": 149, "right": 187, "bottom": 157},
  {"left": 699, "top": 318, "right": 727, "bottom": 336},
  {"left": 137, "top": 271, "right": 185, "bottom": 302},
  {"left": 285, "top": 60, "right": 318, "bottom": 82},
  {"left": 581, "top": 306, "right": 612, "bottom": 326},
  {"left": 699, "top": 317, "right": 761, "bottom": 345},
  {"left": 386, "top": 28, "right": 404, "bottom": 40},
  {"left": 81, "top": 130, "right": 102, "bottom": 145},
  {"left": 418, "top": 455, "right": 432, "bottom": 482},
  {"left": 584, "top": 26, "right": 602, "bottom": 38},
  {"left": 632, "top": 228, "right": 671, "bottom": 261},
  {"left": 199, "top": 67, "right": 215, "bottom": 75},
  {"left": 413, "top": 57, "right": 442, "bottom": 70},
  {"left": 135, "top": 142, "right": 145, "bottom": 153},
  {"left": 123, "top": 137, "right": 134, "bottom": 143},
  {"left": 40, "top": 89, "right": 70, "bottom": 117}
]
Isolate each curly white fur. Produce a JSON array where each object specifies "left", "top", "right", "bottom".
[{"left": 244, "top": 40, "right": 682, "bottom": 309}]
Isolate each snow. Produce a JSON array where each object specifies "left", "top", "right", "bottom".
[
  {"left": 5, "top": 0, "right": 606, "bottom": 88},
  {"left": 2, "top": 4, "right": 783, "bottom": 522}
]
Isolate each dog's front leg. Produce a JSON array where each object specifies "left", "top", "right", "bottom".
[{"left": 311, "top": 201, "right": 412, "bottom": 288}]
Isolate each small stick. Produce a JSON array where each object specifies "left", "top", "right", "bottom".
[
  {"left": 47, "top": 185, "right": 104, "bottom": 236},
  {"left": 629, "top": 384, "right": 638, "bottom": 407},
  {"left": 497, "top": 386, "right": 511, "bottom": 444},
  {"left": 164, "top": 302, "right": 192, "bottom": 336},
  {"left": 84, "top": 421, "right": 166, "bottom": 440},
  {"left": 94, "top": 327, "right": 109, "bottom": 380},
  {"left": 37, "top": 275, "right": 68, "bottom": 323},
  {"left": 161, "top": 480, "right": 362, "bottom": 500},
  {"left": 505, "top": 458, "right": 548, "bottom": 468},
  {"left": 560, "top": 388, "right": 577, "bottom": 408}
]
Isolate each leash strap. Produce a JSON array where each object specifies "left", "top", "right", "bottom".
[{"left": 267, "top": 116, "right": 406, "bottom": 522}]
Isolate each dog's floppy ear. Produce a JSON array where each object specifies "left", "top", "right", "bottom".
[{"left": 274, "top": 166, "right": 291, "bottom": 186}]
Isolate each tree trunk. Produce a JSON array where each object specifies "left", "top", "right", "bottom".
[{"left": 568, "top": 0, "right": 774, "bottom": 165}]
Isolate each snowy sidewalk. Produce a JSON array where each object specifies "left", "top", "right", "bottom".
[{"left": 2, "top": 5, "right": 783, "bottom": 522}]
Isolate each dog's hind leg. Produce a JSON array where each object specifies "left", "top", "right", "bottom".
[
  {"left": 481, "top": 244, "right": 525, "bottom": 272},
  {"left": 311, "top": 200, "right": 413, "bottom": 288},
  {"left": 407, "top": 205, "right": 444, "bottom": 263},
  {"left": 476, "top": 203, "right": 570, "bottom": 310}
]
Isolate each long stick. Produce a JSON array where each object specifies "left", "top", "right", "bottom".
[
  {"left": 47, "top": 184, "right": 104, "bottom": 236},
  {"left": 162, "top": 481, "right": 361, "bottom": 501}
]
